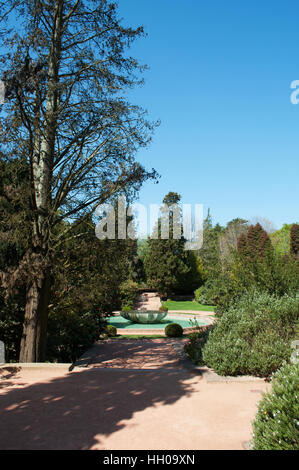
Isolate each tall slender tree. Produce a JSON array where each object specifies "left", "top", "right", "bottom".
[
  {"left": 144, "top": 192, "right": 206, "bottom": 297},
  {"left": 0, "top": 0, "right": 158, "bottom": 361},
  {"left": 290, "top": 224, "right": 299, "bottom": 260}
]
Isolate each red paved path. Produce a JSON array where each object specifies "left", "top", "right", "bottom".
[{"left": 0, "top": 339, "right": 269, "bottom": 450}]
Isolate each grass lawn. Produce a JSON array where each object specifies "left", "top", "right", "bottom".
[
  {"left": 109, "top": 334, "right": 189, "bottom": 340},
  {"left": 162, "top": 300, "right": 215, "bottom": 312},
  {"left": 111, "top": 335, "right": 165, "bottom": 339}
]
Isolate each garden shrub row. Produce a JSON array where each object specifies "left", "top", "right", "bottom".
[{"left": 201, "top": 292, "right": 299, "bottom": 377}]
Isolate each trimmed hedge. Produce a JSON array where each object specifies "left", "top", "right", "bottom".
[
  {"left": 165, "top": 323, "right": 183, "bottom": 337},
  {"left": 202, "top": 292, "right": 299, "bottom": 377},
  {"left": 252, "top": 363, "right": 299, "bottom": 449}
]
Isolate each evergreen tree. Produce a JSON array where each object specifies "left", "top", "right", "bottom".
[
  {"left": 290, "top": 224, "right": 299, "bottom": 260},
  {"left": 270, "top": 224, "right": 292, "bottom": 255},
  {"left": 237, "top": 223, "right": 272, "bottom": 259},
  {"left": 197, "top": 209, "right": 223, "bottom": 279},
  {"left": 144, "top": 192, "right": 206, "bottom": 297}
]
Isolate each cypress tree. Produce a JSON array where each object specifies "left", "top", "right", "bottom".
[{"left": 290, "top": 224, "right": 299, "bottom": 259}]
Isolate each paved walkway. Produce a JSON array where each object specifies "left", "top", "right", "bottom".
[
  {"left": 135, "top": 291, "right": 161, "bottom": 310},
  {"left": 0, "top": 338, "right": 269, "bottom": 450},
  {"left": 75, "top": 338, "right": 189, "bottom": 369}
]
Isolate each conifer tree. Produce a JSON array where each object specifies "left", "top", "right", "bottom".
[
  {"left": 290, "top": 224, "right": 299, "bottom": 260},
  {"left": 144, "top": 192, "right": 205, "bottom": 297},
  {"left": 0, "top": 0, "right": 158, "bottom": 361}
]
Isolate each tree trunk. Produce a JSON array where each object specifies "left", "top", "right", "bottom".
[
  {"left": 19, "top": 0, "right": 63, "bottom": 362},
  {"left": 19, "top": 266, "right": 51, "bottom": 363}
]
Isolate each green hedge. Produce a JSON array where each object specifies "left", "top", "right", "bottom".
[
  {"left": 252, "top": 363, "right": 299, "bottom": 449},
  {"left": 165, "top": 323, "right": 183, "bottom": 337},
  {"left": 202, "top": 292, "right": 299, "bottom": 377}
]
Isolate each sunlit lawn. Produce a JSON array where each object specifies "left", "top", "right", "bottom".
[{"left": 162, "top": 300, "right": 215, "bottom": 312}]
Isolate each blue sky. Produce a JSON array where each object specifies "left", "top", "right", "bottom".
[{"left": 117, "top": 0, "right": 299, "bottom": 230}]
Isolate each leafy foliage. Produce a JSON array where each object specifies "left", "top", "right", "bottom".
[
  {"left": 197, "top": 210, "right": 223, "bottom": 279},
  {"left": 105, "top": 325, "right": 117, "bottom": 337},
  {"left": 271, "top": 224, "right": 292, "bottom": 255},
  {"left": 119, "top": 280, "right": 140, "bottom": 309},
  {"left": 159, "top": 306, "right": 168, "bottom": 313},
  {"left": 252, "top": 363, "right": 299, "bottom": 450},
  {"left": 198, "top": 222, "right": 299, "bottom": 316},
  {"left": 0, "top": 0, "right": 158, "bottom": 361},
  {"left": 145, "top": 193, "right": 206, "bottom": 296},
  {"left": 194, "top": 274, "right": 239, "bottom": 309},
  {"left": 184, "top": 327, "right": 212, "bottom": 364},
  {"left": 237, "top": 223, "right": 272, "bottom": 259},
  {"left": 0, "top": 290, "right": 25, "bottom": 362},
  {"left": 290, "top": 224, "right": 299, "bottom": 260},
  {"left": 165, "top": 323, "right": 183, "bottom": 337},
  {"left": 202, "top": 292, "right": 299, "bottom": 377},
  {"left": 46, "top": 310, "right": 103, "bottom": 363}
]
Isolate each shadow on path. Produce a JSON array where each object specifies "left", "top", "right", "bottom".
[
  {"left": 78, "top": 339, "right": 186, "bottom": 369},
  {"left": 0, "top": 367, "right": 24, "bottom": 390},
  {"left": 0, "top": 366, "right": 195, "bottom": 449}
]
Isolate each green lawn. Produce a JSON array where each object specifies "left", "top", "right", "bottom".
[
  {"left": 162, "top": 300, "right": 215, "bottom": 312},
  {"left": 110, "top": 335, "right": 166, "bottom": 339}
]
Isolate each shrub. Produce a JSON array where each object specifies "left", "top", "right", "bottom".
[
  {"left": 121, "top": 305, "right": 133, "bottom": 313},
  {"left": 202, "top": 292, "right": 299, "bottom": 377},
  {"left": 46, "top": 310, "right": 104, "bottom": 363},
  {"left": 252, "top": 363, "right": 299, "bottom": 449},
  {"left": 105, "top": 324, "right": 117, "bottom": 337},
  {"left": 290, "top": 224, "right": 299, "bottom": 259},
  {"left": 159, "top": 305, "right": 168, "bottom": 313},
  {"left": 195, "top": 275, "right": 241, "bottom": 312},
  {"left": 165, "top": 323, "right": 183, "bottom": 337},
  {"left": 119, "top": 280, "right": 139, "bottom": 308},
  {"left": 0, "top": 290, "right": 25, "bottom": 362},
  {"left": 184, "top": 327, "right": 212, "bottom": 364},
  {"left": 194, "top": 287, "right": 202, "bottom": 302}
]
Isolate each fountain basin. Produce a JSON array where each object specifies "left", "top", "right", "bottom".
[{"left": 120, "top": 310, "right": 167, "bottom": 324}]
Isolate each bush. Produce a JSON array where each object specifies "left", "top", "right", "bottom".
[
  {"left": 194, "top": 287, "right": 202, "bottom": 302},
  {"left": 202, "top": 292, "right": 299, "bottom": 377},
  {"left": 184, "top": 327, "right": 212, "bottom": 364},
  {"left": 46, "top": 310, "right": 104, "bottom": 363},
  {"left": 252, "top": 363, "right": 299, "bottom": 449},
  {"left": 119, "top": 280, "right": 139, "bottom": 308},
  {"left": 195, "top": 275, "right": 240, "bottom": 310},
  {"left": 159, "top": 305, "right": 168, "bottom": 313},
  {"left": 165, "top": 323, "right": 183, "bottom": 337},
  {"left": 121, "top": 305, "right": 133, "bottom": 313},
  {"left": 0, "top": 290, "right": 25, "bottom": 362},
  {"left": 105, "top": 324, "right": 117, "bottom": 337}
]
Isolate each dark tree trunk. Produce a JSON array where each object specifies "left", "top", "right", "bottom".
[{"left": 19, "top": 265, "right": 50, "bottom": 362}]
